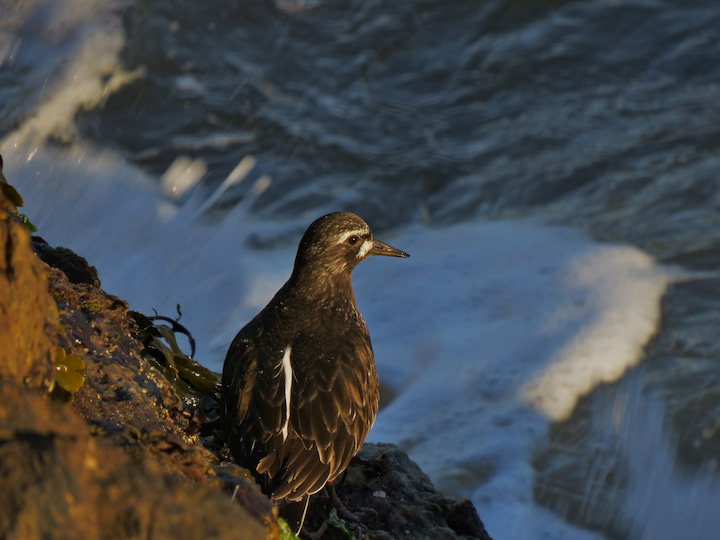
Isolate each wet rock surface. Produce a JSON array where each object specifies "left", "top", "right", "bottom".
[
  {"left": 307, "top": 443, "right": 493, "bottom": 540},
  {"left": 0, "top": 185, "right": 490, "bottom": 540}
]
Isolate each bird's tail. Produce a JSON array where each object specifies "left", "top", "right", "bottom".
[{"left": 280, "top": 495, "right": 310, "bottom": 535}]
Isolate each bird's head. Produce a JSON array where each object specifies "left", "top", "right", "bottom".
[{"left": 293, "top": 212, "right": 409, "bottom": 281}]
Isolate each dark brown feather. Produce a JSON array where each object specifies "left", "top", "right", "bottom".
[{"left": 221, "top": 212, "right": 407, "bottom": 533}]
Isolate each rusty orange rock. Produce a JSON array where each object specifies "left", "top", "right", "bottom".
[{"left": 0, "top": 188, "right": 57, "bottom": 390}]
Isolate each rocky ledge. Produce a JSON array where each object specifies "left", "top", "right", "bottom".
[{"left": 0, "top": 182, "right": 492, "bottom": 540}]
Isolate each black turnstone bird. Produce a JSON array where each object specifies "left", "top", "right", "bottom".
[{"left": 222, "top": 212, "right": 408, "bottom": 534}]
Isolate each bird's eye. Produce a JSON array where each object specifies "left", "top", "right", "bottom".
[{"left": 347, "top": 235, "right": 360, "bottom": 245}]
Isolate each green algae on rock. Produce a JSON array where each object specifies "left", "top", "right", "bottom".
[
  {"left": 49, "top": 346, "right": 86, "bottom": 403},
  {"left": 130, "top": 309, "right": 222, "bottom": 407}
]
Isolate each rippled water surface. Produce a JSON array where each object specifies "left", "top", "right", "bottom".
[{"left": 3, "top": 0, "right": 720, "bottom": 538}]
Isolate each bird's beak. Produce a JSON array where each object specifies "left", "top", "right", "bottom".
[{"left": 369, "top": 238, "right": 410, "bottom": 258}]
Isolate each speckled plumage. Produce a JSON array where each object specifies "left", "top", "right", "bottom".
[{"left": 222, "top": 212, "right": 408, "bottom": 533}]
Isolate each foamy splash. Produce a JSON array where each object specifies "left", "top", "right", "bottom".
[{"left": 359, "top": 220, "right": 670, "bottom": 539}]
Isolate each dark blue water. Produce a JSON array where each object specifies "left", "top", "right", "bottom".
[{"left": 70, "top": 0, "right": 720, "bottom": 247}]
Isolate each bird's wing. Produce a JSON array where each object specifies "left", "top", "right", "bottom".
[
  {"left": 265, "top": 332, "right": 379, "bottom": 500},
  {"left": 223, "top": 323, "right": 379, "bottom": 502},
  {"left": 222, "top": 327, "right": 289, "bottom": 491}
]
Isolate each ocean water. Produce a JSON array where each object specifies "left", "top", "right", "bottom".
[{"left": 3, "top": 0, "right": 720, "bottom": 538}]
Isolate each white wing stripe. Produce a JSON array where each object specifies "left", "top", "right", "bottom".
[{"left": 281, "top": 346, "right": 293, "bottom": 441}]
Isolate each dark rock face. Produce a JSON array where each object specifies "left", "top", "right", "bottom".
[
  {"left": 33, "top": 236, "right": 100, "bottom": 286},
  {"left": 307, "top": 442, "right": 493, "bottom": 540},
  {"left": 43, "top": 248, "right": 192, "bottom": 443},
  {"left": 0, "top": 184, "right": 491, "bottom": 540}
]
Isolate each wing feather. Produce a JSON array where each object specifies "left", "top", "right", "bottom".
[{"left": 222, "top": 300, "right": 380, "bottom": 503}]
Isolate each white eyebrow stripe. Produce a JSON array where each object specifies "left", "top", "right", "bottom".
[
  {"left": 337, "top": 229, "right": 369, "bottom": 244},
  {"left": 281, "top": 346, "right": 292, "bottom": 441}
]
